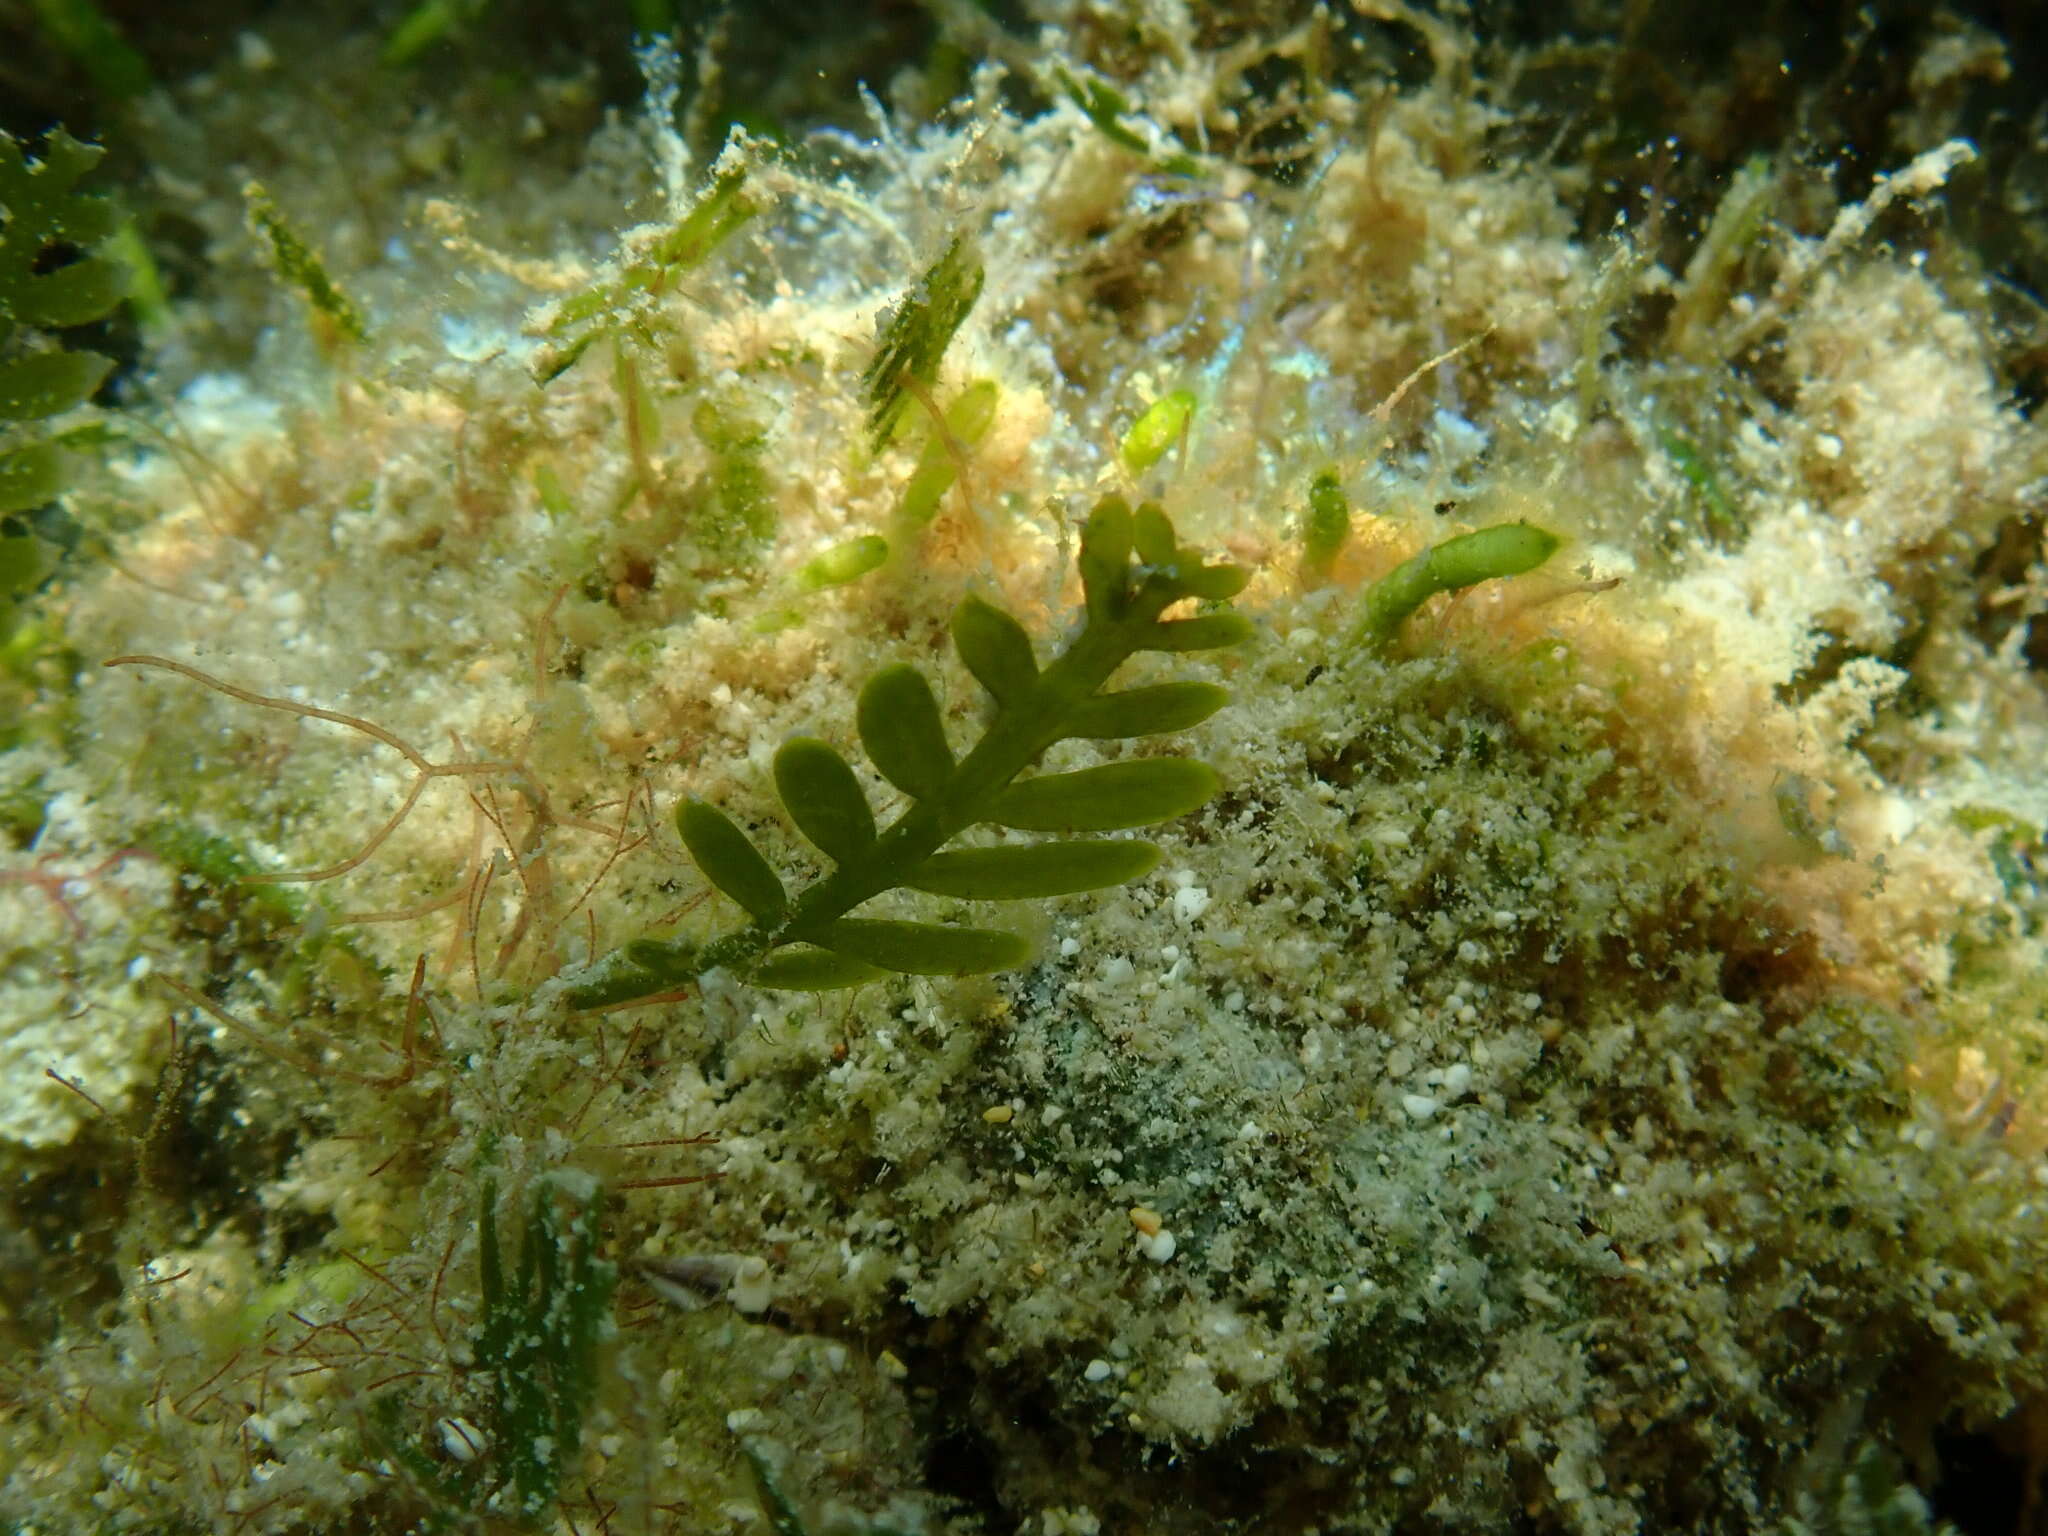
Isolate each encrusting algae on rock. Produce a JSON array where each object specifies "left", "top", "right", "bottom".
[{"left": 1, "top": 3, "right": 2047, "bottom": 1532}]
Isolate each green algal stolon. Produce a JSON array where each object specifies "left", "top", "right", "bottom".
[{"left": 570, "top": 499, "right": 1251, "bottom": 1005}]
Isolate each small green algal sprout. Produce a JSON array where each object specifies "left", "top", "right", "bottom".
[
  {"left": 244, "top": 180, "right": 368, "bottom": 351},
  {"left": 862, "top": 234, "right": 983, "bottom": 451},
  {"left": 795, "top": 535, "right": 889, "bottom": 592},
  {"left": 1299, "top": 467, "right": 1350, "bottom": 585},
  {"left": 1055, "top": 67, "right": 1202, "bottom": 178},
  {"left": 1120, "top": 389, "right": 1197, "bottom": 475},
  {"left": 1355, "top": 521, "right": 1559, "bottom": 650},
  {"left": 895, "top": 378, "right": 1000, "bottom": 535},
  {"left": 572, "top": 500, "right": 1251, "bottom": 1005}
]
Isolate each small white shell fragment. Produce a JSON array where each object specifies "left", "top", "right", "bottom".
[
  {"left": 1137, "top": 1228, "right": 1178, "bottom": 1264},
  {"left": 1171, "top": 884, "right": 1211, "bottom": 923},
  {"left": 1401, "top": 1093, "right": 1441, "bottom": 1122},
  {"left": 438, "top": 1417, "right": 487, "bottom": 1462},
  {"left": 1083, "top": 1358, "right": 1114, "bottom": 1382},
  {"left": 729, "top": 1255, "right": 773, "bottom": 1314}
]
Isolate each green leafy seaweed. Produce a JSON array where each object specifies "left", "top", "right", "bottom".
[
  {"left": 0, "top": 127, "right": 131, "bottom": 652},
  {"left": 572, "top": 499, "right": 1250, "bottom": 1004},
  {"left": 0, "top": 128, "right": 129, "bottom": 524}
]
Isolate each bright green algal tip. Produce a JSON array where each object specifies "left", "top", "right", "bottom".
[
  {"left": 1120, "top": 389, "right": 1197, "bottom": 474},
  {"left": 1355, "top": 521, "right": 1560, "bottom": 650}
]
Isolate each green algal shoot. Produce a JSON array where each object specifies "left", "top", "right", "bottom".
[
  {"left": 1120, "top": 389, "right": 1196, "bottom": 475},
  {"left": 1655, "top": 427, "right": 1742, "bottom": 547},
  {"left": 862, "top": 235, "right": 983, "bottom": 451},
  {"left": 1299, "top": 467, "right": 1350, "bottom": 585},
  {"left": 894, "top": 379, "right": 999, "bottom": 535},
  {"left": 1665, "top": 155, "right": 1777, "bottom": 362},
  {"left": 533, "top": 462, "right": 575, "bottom": 519},
  {"left": 751, "top": 535, "right": 892, "bottom": 633},
  {"left": 572, "top": 500, "right": 1251, "bottom": 1006},
  {"left": 382, "top": 0, "right": 478, "bottom": 67},
  {"left": 795, "top": 535, "right": 889, "bottom": 592},
  {"left": 535, "top": 166, "right": 759, "bottom": 384},
  {"left": 1354, "top": 521, "right": 1559, "bottom": 651},
  {"left": 615, "top": 340, "right": 662, "bottom": 504},
  {"left": 244, "top": 180, "right": 368, "bottom": 351},
  {"left": 1055, "top": 67, "right": 1202, "bottom": 178},
  {"left": 691, "top": 387, "right": 776, "bottom": 554}
]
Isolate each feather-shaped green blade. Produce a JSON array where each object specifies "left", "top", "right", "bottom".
[
  {"left": 989, "top": 758, "right": 1219, "bottom": 831},
  {"left": 1063, "top": 682, "right": 1228, "bottom": 740},
  {"left": 563, "top": 500, "right": 1252, "bottom": 1008},
  {"left": 1141, "top": 612, "right": 1255, "bottom": 652},
  {"left": 952, "top": 594, "right": 1037, "bottom": 705},
  {"left": 773, "top": 737, "right": 875, "bottom": 862},
  {"left": 907, "top": 839, "right": 1159, "bottom": 899},
  {"left": 752, "top": 945, "right": 887, "bottom": 990},
  {"left": 816, "top": 918, "right": 1030, "bottom": 975},
  {"left": 857, "top": 663, "right": 954, "bottom": 799},
  {"left": 676, "top": 799, "right": 787, "bottom": 923},
  {"left": 1079, "top": 497, "right": 1134, "bottom": 620}
]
